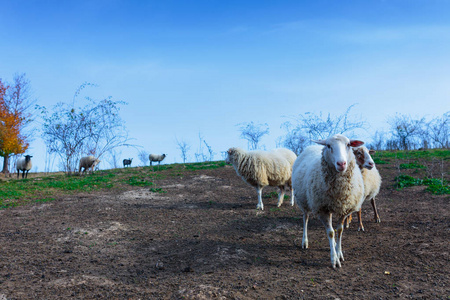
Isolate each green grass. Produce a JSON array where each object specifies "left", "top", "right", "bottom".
[
  {"left": 374, "top": 149, "right": 450, "bottom": 160},
  {"left": 395, "top": 174, "right": 449, "bottom": 195},
  {"left": 126, "top": 176, "right": 154, "bottom": 187},
  {"left": 183, "top": 161, "right": 226, "bottom": 170},
  {"left": 0, "top": 160, "right": 227, "bottom": 210},
  {"left": 399, "top": 163, "right": 426, "bottom": 169}
]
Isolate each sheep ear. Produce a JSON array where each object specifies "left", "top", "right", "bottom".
[
  {"left": 350, "top": 140, "right": 364, "bottom": 147},
  {"left": 312, "top": 139, "right": 326, "bottom": 146}
]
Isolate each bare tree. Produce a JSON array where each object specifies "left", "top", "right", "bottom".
[
  {"left": 194, "top": 132, "right": 208, "bottom": 162},
  {"left": 176, "top": 138, "right": 191, "bottom": 163},
  {"left": 367, "top": 130, "right": 386, "bottom": 151},
  {"left": 107, "top": 149, "right": 122, "bottom": 169},
  {"left": 138, "top": 150, "right": 149, "bottom": 166},
  {"left": 388, "top": 113, "right": 425, "bottom": 150},
  {"left": 237, "top": 121, "right": 269, "bottom": 150},
  {"left": 37, "top": 83, "right": 133, "bottom": 173},
  {"left": 278, "top": 122, "right": 309, "bottom": 155},
  {"left": 425, "top": 112, "right": 449, "bottom": 148},
  {"left": 280, "top": 104, "right": 367, "bottom": 152},
  {"left": 204, "top": 140, "right": 215, "bottom": 161}
]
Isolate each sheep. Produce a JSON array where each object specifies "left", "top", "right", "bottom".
[
  {"left": 345, "top": 146, "right": 382, "bottom": 231},
  {"left": 292, "top": 134, "right": 365, "bottom": 268},
  {"left": 16, "top": 155, "right": 33, "bottom": 179},
  {"left": 225, "top": 147, "right": 293, "bottom": 210},
  {"left": 78, "top": 156, "right": 101, "bottom": 174},
  {"left": 272, "top": 148, "right": 297, "bottom": 206},
  {"left": 123, "top": 158, "right": 133, "bottom": 168},
  {"left": 149, "top": 154, "right": 166, "bottom": 166}
]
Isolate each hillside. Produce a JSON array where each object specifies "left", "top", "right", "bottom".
[{"left": 0, "top": 150, "right": 448, "bottom": 299}]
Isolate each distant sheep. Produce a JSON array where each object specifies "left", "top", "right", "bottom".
[
  {"left": 79, "top": 156, "right": 101, "bottom": 174},
  {"left": 225, "top": 147, "right": 293, "bottom": 210},
  {"left": 149, "top": 154, "right": 166, "bottom": 166},
  {"left": 16, "top": 155, "right": 33, "bottom": 179},
  {"left": 345, "top": 146, "right": 382, "bottom": 231},
  {"left": 292, "top": 134, "right": 365, "bottom": 268},
  {"left": 123, "top": 158, "right": 133, "bottom": 168}
]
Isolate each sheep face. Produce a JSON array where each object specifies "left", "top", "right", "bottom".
[
  {"left": 313, "top": 134, "right": 364, "bottom": 173},
  {"left": 92, "top": 159, "right": 101, "bottom": 168},
  {"left": 225, "top": 147, "right": 239, "bottom": 165},
  {"left": 353, "top": 147, "right": 375, "bottom": 170}
]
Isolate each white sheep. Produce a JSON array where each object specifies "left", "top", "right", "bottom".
[
  {"left": 292, "top": 134, "right": 365, "bottom": 268},
  {"left": 123, "top": 158, "right": 133, "bottom": 168},
  {"left": 225, "top": 147, "right": 293, "bottom": 210},
  {"left": 16, "top": 155, "right": 33, "bottom": 179},
  {"left": 78, "top": 156, "right": 101, "bottom": 174},
  {"left": 149, "top": 154, "right": 166, "bottom": 166},
  {"left": 345, "top": 146, "right": 382, "bottom": 231},
  {"left": 272, "top": 148, "right": 297, "bottom": 206}
]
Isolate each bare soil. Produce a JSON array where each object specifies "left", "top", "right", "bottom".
[{"left": 0, "top": 161, "right": 448, "bottom": 299}]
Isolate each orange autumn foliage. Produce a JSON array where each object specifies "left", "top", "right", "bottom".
[{"left": 0, "top": 79, "right": 29, "bottom": 158}]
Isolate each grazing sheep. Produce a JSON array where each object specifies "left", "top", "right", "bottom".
[
  {"left": 123, "top": 158, "right": 133, "bottom": 168},
  {"left": 225, "top": 147, "right": 293, "bottom": 210},
  {"left": 149, "top": 154, "right": 166, "bottom": 166},
  {"left": 345, "top": 146, "right": 382, "bottom": 231},
  {"left": 16, "top": 155, "right": 33, "bottom": 179},
  {"left": 78, "top": 156, "right": 101, "bottom": 174},
  {"left": 292, "top": 134, "right": 365, "bottom": 268},
  {"left": 272, "top": 148, "right": 297, "bottom": 206}
]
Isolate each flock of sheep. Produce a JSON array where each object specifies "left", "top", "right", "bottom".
[
  {"left": 15, "top": 134, "right": 381, "bottom": 268},
  {"left": 226, "top": 134, "right": 382, "bottom": 268},
  {"left": 14, "top": 152, "right": 167, "bottom": 177}
]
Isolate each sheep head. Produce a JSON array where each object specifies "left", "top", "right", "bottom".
[
  {"left": 313, "top": 134, "right": 364, "bottom": 173},
  {"left": 353, "top": 146, "right": 375, "bottom": 170}
]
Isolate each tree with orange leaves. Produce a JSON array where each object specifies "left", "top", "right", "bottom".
[{"left": 0, "top": 74, "right": 33, "bottom": 175}]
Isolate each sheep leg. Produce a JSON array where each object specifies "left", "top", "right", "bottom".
[
  {"left": 277, "top": 185, "right": 285, "bottom": 207},
  {"left": 318, "top": 213, "right": 340, "bottom": 268},
  {"left": 302, "top": 212, "right": 309, "bottom": 249},
  {"left": 371, "top": 198, "right": 381, "bottom": 223},
  {"left": 256, "top": 187, "right": 264, "bottom": 210},
  {"left": 290, "top": 185, "right": 295, "bottom": 206},
  {"left": 357, "top": 208, "right": 364, "bottom": 231},
  {"left": 335, "top": 216, "right": 346, "bottom": 263},
  {"left": 344, "top": 214, "right": 352, "bottom": 228}
]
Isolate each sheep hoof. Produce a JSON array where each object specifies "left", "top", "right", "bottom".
[
  {"left": 358, "top": 227, "right": 365, "bottom": 232},
  {"left": 277, "top": 203, "right": 282, "bottom": 207},
  {"left": 302, "top": 241, "right": 308, "bottom": 249},
  {"left": 375, "top": 218, "right": 381, "bottom": 223}
]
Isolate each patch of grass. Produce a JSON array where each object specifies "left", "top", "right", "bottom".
[
  {"left": 373, "top": 158, "right": 389, "bottom": 164},
  {"left": 149, "top": 187, "right": 166, "bottom": 193},
  {"left": 395, "top": 174, "right": 449, "bottom": 194},
  {"left": 375, "top": 149, "right": 450, "bottom": 160},
  {"left": 263, "top": 191, "right": 289, "bottom": 200},
  {"left": 395, "top": 175, "right": 423, "bottom": 189},
  {"left": 184, "top": 161, "right": 226, "bottom": 170},
  {"left": 126, "top": 176, "right": 154, "bottom": 187},
  {"left": 399, "top": 163, "right": 426, "bottom": 169}
]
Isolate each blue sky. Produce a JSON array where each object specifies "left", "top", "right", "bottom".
[{"left": 1, "top": 0, "right": 449, "bottom": 170}]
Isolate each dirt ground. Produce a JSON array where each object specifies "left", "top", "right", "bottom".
[{"left": 0, "top": 160, "right": 448, "bottom": 299}]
